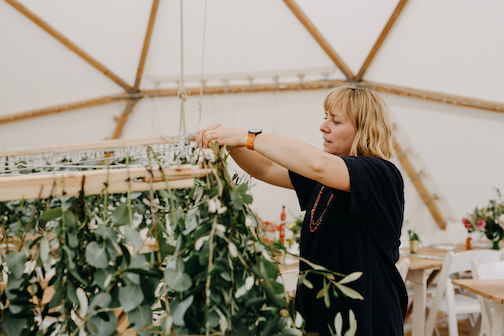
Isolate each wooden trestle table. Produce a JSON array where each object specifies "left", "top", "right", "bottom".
[{"left": 452, "top": 279, "right": 504, "bottom": 335}]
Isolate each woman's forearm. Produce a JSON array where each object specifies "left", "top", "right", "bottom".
[
  {"left": 253, "top": 133, "right": 350, "bottom": 192},
  {"left": 228, "top": 146, "right": 293, "bottom": 189}
]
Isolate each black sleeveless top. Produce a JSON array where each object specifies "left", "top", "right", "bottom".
[{"left": 289, "top": 156, "right": 407, "bottom": 336}]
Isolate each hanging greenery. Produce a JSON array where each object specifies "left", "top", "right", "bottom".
[{"left": 0, "top": 146, "right": 361, "bottom": 336}]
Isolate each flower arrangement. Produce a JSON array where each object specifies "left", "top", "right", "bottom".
[{"left": 462, "top": 189, "right": 504, "bottom": 249}]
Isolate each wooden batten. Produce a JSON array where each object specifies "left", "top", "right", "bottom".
[
  {"left": 112, "top": 98, "right": 140, "bottom": 140},
  {"left": 134, "top": 0, "right": 160, "bottom": 90},
  {"left": 0, "top": 165, "right": 209, "bottom": 202},
  {"left": 282, "top": 0, "right": 355, "bottom": 80},
  {"left": 393, "top": 137, "right": 446, "bottom": 229},
  {"left": 365, "top": 81, "right": 504, "bottom": 114},
  {"left": 0, "top": 95, "right": 129, "bottom": 126},
  {"left": 5, "top": 0, "right": 133, "bottom": 93},
  {"left": 355, "top": 0, "right": 409, "bottom": 81}
]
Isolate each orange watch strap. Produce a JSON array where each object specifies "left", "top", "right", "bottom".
[{"left": 246, "top": 133, "right": 256, "bottom": 150}]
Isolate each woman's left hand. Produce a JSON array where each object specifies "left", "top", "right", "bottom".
[{"left": 195, "top": 123, "right": 248, "bottom": 148}]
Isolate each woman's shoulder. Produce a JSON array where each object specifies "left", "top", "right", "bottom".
[{"left": 342, "top": 155, "right": 399, "bottom": 172}]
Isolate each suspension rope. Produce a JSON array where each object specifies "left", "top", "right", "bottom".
[
  {"left": 197, "top": 0, "right": 208, "bottom": 128},
  {"left": 178, "top": 0, "right": 187, "bottom": 135}
]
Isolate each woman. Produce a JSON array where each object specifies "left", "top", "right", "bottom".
[{"left": 195, "top": 86, "right": 407, "bottom": 335}]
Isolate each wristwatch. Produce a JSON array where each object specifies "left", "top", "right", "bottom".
[{"left": 246, "top": 127, "right": 262, "bottom": 150}]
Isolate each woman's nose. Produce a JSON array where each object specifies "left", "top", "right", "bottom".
[{"left": 320, "top": 120, "right": 329, "bottom": 132}]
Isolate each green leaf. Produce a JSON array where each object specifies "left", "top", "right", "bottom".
[
  {"left": 64, "top": 211, "right": 77, "bottom": 229},
  {"left": 164, "top": 268, "right": 192, "bottom": 292},
  {"left": 112, "top": 204, "right": 129, "bottom": 226},
  {"left": 123, "top": 225, "right": 143, "bottom": 249},
  {"left": 242, "top": 194, "right": 253, "bottom": 204},
  {"left": 85, "top": 242, "right": 109, "bottom": 269},
  {"left": 66, "top": 280, "right": 78, "bottom": 305},
  {"left": 344, "top": 310, "right": 357, "bottom": 336},
  {"left": 89, "top": 292, "right": 112, "bottom": 310},
  {"left": 39, "top": 232, "right": 50, "bottom": 264},
  {"left": 6, "top": 250, "right": 28, "bottom": 278},
  {"left": 76, "top": 287, "right": 88, "bottom": 319},
  {"left": 2, "top": 311, "right": 28, "bottom": 336},
  {"left": 339, "top": 271, "right": 362, "bottom": 285},
  {"left": 334, "top": 282, "right": 364, "bottom": 300},
  {"left": 259, "top": 257, "right": 279, "bottom": 279},
  {"left": 66, "top": 233, "right": 79, "bottom": 249},
  {"left": 119, "top": 283, "right": 144, "bottom": 312},
  {"left": 128, "top": 304, "right": 153, "bottom": 331},
  {"left": 158, "top": 189, "right": 170, "bottom": 199},
  {"left": 323, "top": 278, "right": 331, "bottom": 308},
  {"left": 316, "top": 288, "right": 324, "bottom": 299},
  {"left": 40, "top": 207, "right": 62, "bottom": 221},
  {"left": 170, "top": 295, "right": 194, "bottom": 326},
  {"left": 86, "top": 311, "right": 118, "bottom": 336}
]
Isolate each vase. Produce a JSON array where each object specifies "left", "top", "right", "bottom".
[
  {"left": 410, "top": 240, "right": 419, "bottom": 254},
  {"left": 491, "top": 240, "right": 500, "bottom": 250}
]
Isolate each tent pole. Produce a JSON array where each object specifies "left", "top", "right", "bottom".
[
  {"left": 355, "top": 0, "right": 409, "bottom": 82},
  {"left": 282, "top": 0, "right": 355, "bottom": 81},
  {"left": 5, "top": 0, "right": 134, "bottom": 93}
]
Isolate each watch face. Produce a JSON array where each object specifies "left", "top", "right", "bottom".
[{"left": 248, "top": 127, "right": 262, "bottom": 134}]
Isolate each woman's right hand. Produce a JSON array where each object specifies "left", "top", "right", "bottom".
[{"left": 195, "top": 123, "right": 247, "bottom": 149}]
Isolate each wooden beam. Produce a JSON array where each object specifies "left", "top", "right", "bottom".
[
  {"left": 393, "top": 137, "right": 446, "bottom": 229},
  {"left": 5, "top": 0, "right": 134, "bottom": 93},
  {"left": 140, "top": 80, "right": 349, "bottom": 97},
  {"left": 0, "top": 94, "right": 129, "bottom": 125},
  {"left": 282, "top": 0, "right": 355, "bottom": 81},
  {"left": 355, "top": 0, "right": 408, "bottom": 82},
  {"left": 1, "top": 80, "right": 502, "bottom": 126},
  {"left": 0, "top": 165, "right": 209, "bottom": 202},
  {"left": 111, "top": 98, "right": 140, "bottom": 139},
  {"left": 363, "top": 81, "right": 504, "bottom": 114},
  {"left": 134, "top": 0, "right": 160, "bottom": 90}
]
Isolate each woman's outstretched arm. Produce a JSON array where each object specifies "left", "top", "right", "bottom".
[{"left": 195, "top": 124, "right": 350, "bottom": 192}]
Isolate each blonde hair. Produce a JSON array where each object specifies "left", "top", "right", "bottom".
[{"left": 323, "top": 85, "right": 394, "bottom": 159}]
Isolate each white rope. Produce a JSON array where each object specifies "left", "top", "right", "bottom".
[
  {"left": 179, "top": 0, "right": 186, "bottom": 135},
  {"left": 197, "top": 0, "right": 208, "bottom": 129}
]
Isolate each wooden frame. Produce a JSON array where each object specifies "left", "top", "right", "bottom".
[
  {"left": 0, "top": 135, "right": 195, "bottom": 158},
  {"left": 0, "top": 164, "right": 209, "bottom": 202}
]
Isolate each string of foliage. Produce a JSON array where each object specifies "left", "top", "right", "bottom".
[{"left": 0, "top": 147, "right": 361, "bottom": 336}]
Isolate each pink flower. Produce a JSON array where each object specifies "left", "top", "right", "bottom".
[
  {"left": 476, "top": 219, "right": 487, "bottom": 229},
  {"left": 462, "top": 218, "right": 471, "bottom": 229}
]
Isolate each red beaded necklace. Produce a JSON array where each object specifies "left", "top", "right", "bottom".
[{"left": 309, "top": 186, "right": 334, "bottom": 232}]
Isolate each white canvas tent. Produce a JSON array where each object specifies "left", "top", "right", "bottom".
[{"left": 1, "top": 0, "right": 503, "bottom": 245}]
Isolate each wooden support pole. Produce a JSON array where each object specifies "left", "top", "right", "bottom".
[
  {"left": 111, "top": 98, "right": 140, "bottom": 139},
  {"left": 355, "top": 0, "right": 408, "bottom": 82},
  {"left": 393, "top": 137, "right": 446, "bottom": 229},
  {"left": 364, "top": 81, "right": 504, "bottom": 114},
  {"left": 134, "top": 0, "right": 160, "bottom": 90},
  {"left": 5, "top": 0, "right": 134, "bottom": 93},
  {"left": 1, "top": 80, "right": 502, "bottom": 126},
  {"left": 282, "top": 0, "right": 355, "bottom": 81},
  {"left": 0, "top": 95, "right": 129, "bottom": 125},
  {"left": 0, "top": 165, "right": 209, "bottom": 202}
]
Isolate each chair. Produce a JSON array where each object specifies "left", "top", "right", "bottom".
[
  {"left": 470, "top": 257, "right": 504, "bottom": 336},
  {"left": 396, "top": 258, "right": 410, "bottom": 282},
  {"left": 425, "top": 249, "right": 502, "bottom": 336}
]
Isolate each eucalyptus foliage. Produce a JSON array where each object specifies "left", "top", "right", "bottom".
[{"left": 0, "top": 147, "right": 361, "bottom": 336}]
